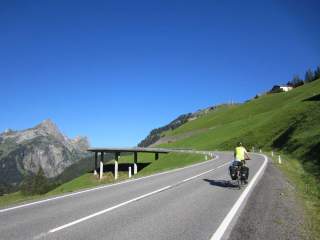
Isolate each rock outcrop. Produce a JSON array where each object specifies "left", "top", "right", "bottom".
[{"left": 0, "top": 119, "right": 90, "bottom": 186}]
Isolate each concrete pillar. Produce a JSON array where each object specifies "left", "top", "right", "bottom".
[
  {"left": 134, "top": 152, "right": 138, "bottom": 175},
  {"left": 99, "top": 152, "right": 104, "bottom": 180},
  {"left": 115, "top": 152, "right": 119, "bottom": 180},
  {"left": 94, "top": 152, "right": 98, "bottom": 176},
  {"left": 155, "top": 152, "right": 159, "bottom": 160}
]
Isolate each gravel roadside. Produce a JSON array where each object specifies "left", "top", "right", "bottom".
[{"left": 228, "top": 161, "right": 310, "bottom": 240}]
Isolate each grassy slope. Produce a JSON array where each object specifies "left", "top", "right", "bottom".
[
  {"left": 157, "top": 79, "right": 320, "bottom": 237},
  {"left": 160, "top": 80, "right": 320, "bottom": 171},
  {"left": 0, "top": 152, "right": 204, "bottom": 207}
]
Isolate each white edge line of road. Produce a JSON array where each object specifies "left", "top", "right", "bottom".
[
  {"left": 0, "top": 153, "right": 219, "bottom": 213},
  {"left": 210, "top": 154, "right": 268, "bottom": 240},
  {"left": 48, "top": 160, "right": 229, "bottom": 234}
]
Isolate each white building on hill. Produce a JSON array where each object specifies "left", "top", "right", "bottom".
[{"left": 270, "top": 85, "right": 293, "bottom": 93}]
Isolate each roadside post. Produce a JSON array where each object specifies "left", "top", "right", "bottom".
[
  {"left": 115, "top": 152, "right": 119, "bottom": 180},
  {"left": 134, "top": 152, "right": 138, "bottom": 175},
  {"left": 94, "top": 152, "right": 98, "bottom": 176},
  {"left": 99, "top": 152, "right": 104, "bottom": 180},
  {"left": 128, "top": 166, "right": 132, "bottom": 178},
  {"left": 271, "top": 151, "right": 274, "bottom": 157},
  {"left": 278, "top": 155, "right": 282, "bottom": 164}
]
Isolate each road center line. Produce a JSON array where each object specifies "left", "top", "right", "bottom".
[
  {"left": 48, "top": 161, "right": 228, "bottom": 234},
  {"left": 49, "top": 185, "right": 172, "bottom": 233},
  {"left": 182, "top": 162, "right": 229, "bottom": 182},
  {"left": 210, "top": 154, "right": 268, "bottom": 240}
]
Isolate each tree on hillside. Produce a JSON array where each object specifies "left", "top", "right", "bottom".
[
  {"left": 20, "top": 167, "right": 51, "bottom": 195},
  {"left": 287, "top": 75, "right": 304, "bottom": 88},
  {"left": 304, "top": 69, "right": 315, "bottom": 83},
  {"left": 314, "top": 65, "right": 320, "bottom": 80},
  {"left": 0, "top": 183, "right": 6, "bottom": 196}
]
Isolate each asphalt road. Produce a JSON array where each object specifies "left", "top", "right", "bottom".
[{"left": 0, "top": 152, "right": 267, "bottom": 240}]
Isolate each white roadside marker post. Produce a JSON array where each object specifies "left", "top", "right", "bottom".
[
  {"left": 134, "top": 152, "right": 138, "bottom": 175},
  {"left": 259, "top": 149, "right": 262, "bottom": 153},
  {"left": 115, "top": 152, "right": 119, "bottom": 180},
  {"left": 128, "top": 166, "right": 132, "bottom": 178},
  {"left": 205, "top": 155, "right": 208, "bottom": 161},
  {"left": 271, "top": 151, "right": 274, "bottom": 157},
  {"left": 99, "top": 161, "right": 103, "bottom": 180},
  {"left": 278, "top": 155, "right": 282, "bottom": 164},
  {"left": 99, "top": 152, "right": 104, "bottom": 180},
  {"left": 94, "top": 152, "right": 98, "bottom": 176}
]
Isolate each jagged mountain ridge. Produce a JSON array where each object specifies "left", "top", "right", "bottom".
[{"left": 0, "top": 119, "right": 90, "bottom": 186}]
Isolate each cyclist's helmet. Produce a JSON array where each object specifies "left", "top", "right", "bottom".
[{"left": 237, "top": 142, "right": 242, "bottom": 146}]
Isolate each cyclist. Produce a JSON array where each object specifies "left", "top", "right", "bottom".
[
  {"left": 234, "top": 142, "right": 250, "bottom": 163},
  {"left": 231, "top": 142, "right": 250, "bottom": 184}
]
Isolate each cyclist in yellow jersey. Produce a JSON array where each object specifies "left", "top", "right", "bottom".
[
  {"left": 231, "top": 142, "right": 250, "bottom": 184},
  {"left": 234, "top": 142, "right": 249, "bottom": 162}
]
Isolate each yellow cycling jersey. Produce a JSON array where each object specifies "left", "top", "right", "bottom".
[{"left": 235, "top": 146, "right": 247, "bottom": 161}]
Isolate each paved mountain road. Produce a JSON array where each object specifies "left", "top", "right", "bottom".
[{"left": 0, "top": 152, "right": 267, "bottom": 240}]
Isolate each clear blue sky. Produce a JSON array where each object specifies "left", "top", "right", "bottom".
[{"left": 1, "top": 0, "right": 319, "bottom": 147}]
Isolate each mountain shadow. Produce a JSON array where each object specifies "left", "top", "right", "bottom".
[
  {"left": 272, "top": 124, "right": 297, "bottom": 149},
  {"left": 302, "top": 142, "right": 320, "bottom": 177},
  {"left": 303, "top": 94, "right": 320, "bottom": 102}
]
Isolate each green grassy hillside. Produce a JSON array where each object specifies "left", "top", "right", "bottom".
[
  {"left": 160, "top": 79, "right": 320, "bottom": 176},
  {"left": 158, "top": 79, "right": 320, "bottom": 237}
]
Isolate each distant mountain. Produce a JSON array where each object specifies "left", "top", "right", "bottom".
[{"left": 0, "top": 119, "right": 90, "bottom": 187}]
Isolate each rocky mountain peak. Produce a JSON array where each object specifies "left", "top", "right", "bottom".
[
  {"left": 71, "top": 136, "right": 90, "bottom": 151},
  {"left": 0, "top": 119, "right": 91, "bottom": 186},
  {"left": 36, "top": 119, "right": 59, "bottom": 132}
]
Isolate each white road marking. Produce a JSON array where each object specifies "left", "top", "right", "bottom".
[
  {"left": 210, "top": 154, "right": 268, "bottom": 240},
  {"left": 0, "top": 153, "right": 218, "bottom": 213},
  {"left": 182, "top": 162, "right": 229, "bottom": 182},
  {"left": 47, "top": 161, "right": 228, "bottom": 234},
  {"left": 49, "top": 186, "right": 172, "bottom": 233}
]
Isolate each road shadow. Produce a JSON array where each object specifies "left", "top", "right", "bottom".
[
  {"left": 203, "top": 179, "right": 239, "bottom": 189},
  {"left": 303, "top": 94, "right": 320, "bottom": 101},
  {"left": 100, "top": 162, "right": 151, "bottom": 173}
]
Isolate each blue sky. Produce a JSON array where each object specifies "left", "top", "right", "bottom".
[{"left": 1, "top": 0, "right": 319, "bottom": 147}]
